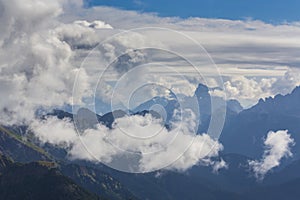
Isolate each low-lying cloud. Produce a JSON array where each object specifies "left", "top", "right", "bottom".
[
  {"left": 30, "top": 110, "right": 225, "bottom": 173},
  {"left": 248, "top": 130, "right": 295, "bottom": 180}
]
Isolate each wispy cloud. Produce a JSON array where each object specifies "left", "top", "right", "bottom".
[
  {"left": 64, "top": 5, "right": 300, "bottom": 106},
  {"left": 248, "top": 130, "right": 295, "bottom": 180}
]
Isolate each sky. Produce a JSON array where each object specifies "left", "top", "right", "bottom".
[
  {"left": 85, "top": 0, "right": 300, "bottom": 23},
  {"left": 62, "top": 4, "right": 300, "bottom": 108},
  {"left": 1, "top": 0, "right": 300, "bottom": 123}
]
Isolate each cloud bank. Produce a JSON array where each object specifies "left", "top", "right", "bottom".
[
  {"left": 30, "top": 110, "right": 224, "bottom": 173},
  {"left": 64, "top": 5, "right": 300, "bottom": 107},
  {"left": 0, "top": 0, "right": 85, "bottom": 124}
]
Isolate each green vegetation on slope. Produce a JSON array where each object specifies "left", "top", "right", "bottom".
[
  {"left": 0, "top": 154, "right": 101, "bottom": 200},
  {"left": 0, "top": 125, "right": 51, "bottom": 159}
]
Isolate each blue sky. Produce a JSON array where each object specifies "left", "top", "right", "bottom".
[{"left": 85, "top": 0, "right": 300, "bottom": 23}]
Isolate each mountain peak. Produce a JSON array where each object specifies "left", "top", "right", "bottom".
[
  {"left": 291, "top": 85, "right": 300, "bottom": 95},
  {"left": 194, "top": 83, "right": 209, "bottom": 97},
  {"left": 227, "top": 99, "right": 243, "bottom": 113},
  {"left": 249, "top": 85, "right": 300, "bottom": 113}
]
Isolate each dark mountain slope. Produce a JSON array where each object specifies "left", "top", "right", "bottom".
[
  {"left": 188, "top": 154, "right": 257, "bottom": 193},
  {"left": 220, "top": 86, "right": 300, "bottom": 159},
  {"left": 0, "top": 125, "right": 139, "bottom": 200},
  {"left": 107, "top": 170, "right": 241, "bottom": 200},
  {"left": 264, "top": 158, "right": 300, "bottom": 185},
  {"left": 60, "top": 163, "right": 138, "bottom": 200},
  {"left": 0, "top": 155, "right": 101, "bottom": 200},
  {"left": 0, "top": 125, "right": 51, "bottom": 162},
  {"left": 244, "top": 178, "right": 300, "bottom": 200}
]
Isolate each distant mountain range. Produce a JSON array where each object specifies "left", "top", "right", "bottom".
[
  {"left": 220, "top": 86, "right": 300, "bottom": 160},
  {"left": 51, "top": 83, "right": 244, "bottom": 134},
  {"left": 132, "top": 83, "right": 243, "bottom": 134},
  {"left": 0, "top": 84, "right": 300, "bottom": 199}
]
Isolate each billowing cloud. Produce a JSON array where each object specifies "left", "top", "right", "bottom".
[
  {"left": 248, "top": 130, "right": 295, "bottom": 180},
  {"left": 0, "top": 0, "right": 114, "bottom": 124},
  {"left": 0, "top": 0, "right": 71, "bottom": 124},
  {"left": 30, "top": 110, "right": 224, "bottom": 173},
  {"left": 209, "top": 67, "right": 300, "bottom": 107},
  {"left": 2, "top": 0, "right": 300, "bottom": 125}
]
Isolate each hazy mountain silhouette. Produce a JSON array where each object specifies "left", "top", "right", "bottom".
[
  {"left": 2, "top": 85, "right": 300, "bottom": 200},
  {"left": 220, "top": 86, "right": 300, "bottom": 159}
]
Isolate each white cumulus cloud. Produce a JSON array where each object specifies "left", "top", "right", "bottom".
[
  {"left": 248, "top": 130, "right": 295, "bottom": 180},
  {"left": 30, "top": 110, "right": 224, "bottom": 173}
]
